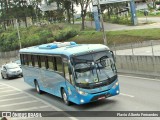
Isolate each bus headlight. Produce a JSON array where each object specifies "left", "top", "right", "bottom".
[
  {"left": 78, "top": 90, "right": 88, "bottom": 96},
  {"left": 112, "top": 82, "right": 119, "bottom": 89}
]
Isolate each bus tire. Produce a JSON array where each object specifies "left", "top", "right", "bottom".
[
  {"left": 62, "top": 89, "right": 70, "bottom": 106},
  {"left": 35, "top": 81, "right": 42, "bottom": 94}
]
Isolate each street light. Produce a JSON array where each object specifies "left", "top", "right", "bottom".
[
  {"left": 15, "top": 19, "right": 22, "bottom": 49},
  {"left": 97, "top": 0, "right": 107, "bottom": 45}
]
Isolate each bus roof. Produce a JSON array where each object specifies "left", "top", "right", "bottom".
[{"left": 19, "top": 42, "right": 110, "bottom": 57}]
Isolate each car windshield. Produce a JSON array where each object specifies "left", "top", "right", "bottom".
[
  {"left": 6, "top": 64, "right": 19, "bottom": 69},
  {"left": 13, "top": 60, "right": 20, "bottom": 64},
  {"left": 71, "top": 50, "right": 117, "bottom": 89}
]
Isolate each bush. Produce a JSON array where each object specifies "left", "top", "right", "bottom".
[
  {"left": 0, "top": 24, "right": 79, "bottom": 51},
  {"left": 54, "top": 28, "right": 78, "bottom": 41}
]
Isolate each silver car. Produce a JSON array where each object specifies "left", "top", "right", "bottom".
[
  {"left": 1, "top": 63, "right": 23, "bottom": 79},
  {"left": 12, "top": 59, "right": 21, "bottom": 67}
]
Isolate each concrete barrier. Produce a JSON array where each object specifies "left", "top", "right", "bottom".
[
  {"left": 116, "top": 55, "right": 160, "bottom": 77},
  {"left": 109, "top": 40, "right": 160, "bottom": 50},
  {"left": 0, "top": 50, "right": 19, "bottom": 66}
]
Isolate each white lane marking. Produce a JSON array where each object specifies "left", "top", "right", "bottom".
[
  {"left": 0, "top": 100, "right": 38, "bottom": 107},
  {"left": 146, "top": 51, "right": 151, "bottom": 53},
  {"left": 0, "top": 89, "right": 16, "bottom": 93},
  {"left": 0, "top": 87, "right": 9, "bottom": 89},
  {"left": 0, "top": 92, "right": 23, "bottom": 98},
  {"left": 119, "top": 75, "right": 160, "bottom": 82},
  {"left": 0, "top": 83, "right": 78, "bottom": 120},
  {"left": 120, "top": 93, "right": 135, "bottom": 98},
  {"left": 16, "top": 105, "right": 49, "bottom": 111},
  {"left": 0, "top": 96, "right": 28, "bottom": 102}
]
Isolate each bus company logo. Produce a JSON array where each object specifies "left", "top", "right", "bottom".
[{"left": 2, "top": 112, "right": 11, "bottom": 117}]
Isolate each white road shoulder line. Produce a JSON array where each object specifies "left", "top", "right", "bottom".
[
  {"left": 16, "top": 105, "right": 49, "bottom": 111},
  {"left": 120, "top": 93, "right": 135, "bottom": 98},
  {"left": 0, "top": 96, "right": 28, "bottom": 102},
  {"left": 0, "top": 83, "right": 78, "bottom": 120},
  {"left": 0, "top": 100, "right": 38, "bottom": 108},
  {"left": 119, "top": 75, "right": 160, "bottom": 82},
  {"left": 0, "top": 87, "right": 9, "bottom": 89},
  {"left": 0, "top": 92, "right": 23, "bottom": 98},
  {"left": 0, "top": 89, "right": 16, "bottom": 93}
]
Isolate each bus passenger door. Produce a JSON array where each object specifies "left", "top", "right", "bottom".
[{"left": 63, "top": 62, "right": 77, "bottom": 103}]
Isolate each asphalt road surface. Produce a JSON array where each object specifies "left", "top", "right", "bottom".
[
  {"left": 0, "top": 74, "right": 160, "bottom": 120},
  {"left": 84, "top": 17, "right": 160, "bottom": 31}
]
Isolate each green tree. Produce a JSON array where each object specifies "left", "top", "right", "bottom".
[{"left": 77, "top": 0, "right": 91, "bottom": 30}]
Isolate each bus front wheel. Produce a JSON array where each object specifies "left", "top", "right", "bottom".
[
  {"left": 35, "top": 81, "right": 42, "bottom": 94},
  {"left": 62, "top": 89, "right": 70, "bottom": 105}
]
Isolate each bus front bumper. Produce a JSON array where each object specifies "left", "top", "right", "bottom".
[{"left": 76, "top": 84, "right": 120, "bottom": 105}]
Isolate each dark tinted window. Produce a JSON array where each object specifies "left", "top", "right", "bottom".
[
  {"left": 28, "top": 55, "right": 32, "bottom": 66},
  {"left": 55, "top": 57, "right": 63, "bottom": 72},
  {"left": 48, "top": 56, "right": 54, "bottom": 70},
  {"left": 40, "top": 56, "right": 46, "bottom": 68},
  {"left": 23, "top": 54, "right": 28, "bottom": 65},
  {"left": 33, "top": 55, "right": 38, "bottom": 67}
]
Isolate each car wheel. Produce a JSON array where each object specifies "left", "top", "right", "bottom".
[
  {"left": 21, "top": 74, "right": 23, "bottom": 77},
  {"left": 35, "top": 81, "right": 42, "bottom": 94},
  {"left": 1, "top": 73, "right": 4, "bottom": 79},
  {"left": 6, "top": 74, "right": 10, "bottom": 80},
  {"left": 62, "top": 89, "right": 70, "bottom": 105}
]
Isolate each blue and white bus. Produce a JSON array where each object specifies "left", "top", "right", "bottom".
[{"left": 19, "top": 42, "right": 119, "bottom": 105}]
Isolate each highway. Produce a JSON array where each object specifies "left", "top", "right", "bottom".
[{"left": 0, "top": 74, "right": 160, "bottom": 120}]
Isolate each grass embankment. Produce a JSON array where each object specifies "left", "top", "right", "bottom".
[
  {"left": 0, "top": 23, "right": 79, "bottom": 51},
  {"left": 69, "top": 28, "right": 160, "bottom": 45},
  {"left": 0, "top": 23, "right": 160, "bottom": 52}
]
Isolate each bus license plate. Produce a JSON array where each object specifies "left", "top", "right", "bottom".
[{"left": 98, "top": 96, "right": 106, "bottom": 100}]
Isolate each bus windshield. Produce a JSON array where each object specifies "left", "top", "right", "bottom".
[{"left": 72, "top": 50, "right": 117, "bottom": 89}]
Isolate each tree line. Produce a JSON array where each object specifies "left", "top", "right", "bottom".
[{"left": 0, "top": 0, "right": 91, "bottom": 30}]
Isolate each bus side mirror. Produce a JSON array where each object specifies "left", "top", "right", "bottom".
[{"left": 111, "top": 51, "right": 116, "bottom": 62}]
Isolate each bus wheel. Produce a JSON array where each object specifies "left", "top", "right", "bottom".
[
  {"left": 62, "top": 89, "right": 70, "bottom": 105},
  {"left": 35, "top": 81, "right": 42, "bottom": 94}
]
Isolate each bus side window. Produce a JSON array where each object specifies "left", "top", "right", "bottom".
[
  {"left": 48, "top": 56, "right": 54, "bottom": 70},
  {"left": 20, "top": 54, "right": 25, "bottom": 65},
  {"left": 40, "top": 56, "right": 46, "bottom": 69},
  {"left": 53, "top": 57, "right": 57, "bottom": 70},
  {"left": 45, "top": 56, "right": 49, "bottom": 69},
  {"left": 25, "top": 54, "right": 29, "bottom": 66},
  {"left": 38, "top": 56, "right": 41, "bottom": 68},
  {"left": 55, "top": 57, "right": 63, "bottom": 73},
  {"left": 28, "top": 55, "right": 32, "bottom": 66},
  {"left": 31, "top": 55, "right": 35, "bottom": 66},
  {"left": 33, "top": 55, "right": 39, "bottom": 67},
  {"left": 64, "top": 62, "right": 73, "bottom": 84}
]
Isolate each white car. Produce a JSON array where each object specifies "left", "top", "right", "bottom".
[
  {"left": 12, "top": 59, "right": 21, "bottom": 67},
  {"left": 1, "top": 63, "right": 23, "bottom": 79}
]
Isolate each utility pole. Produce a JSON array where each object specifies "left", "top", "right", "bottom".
[
  {"left": 97, "top": 0, "right": 107, "bottom": 45},
  {"left": 16, "top": 19, "right": 22, "bottom": 49},
  {"left": 89, "top": 2, "right": 93, "bottom": 27}
]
